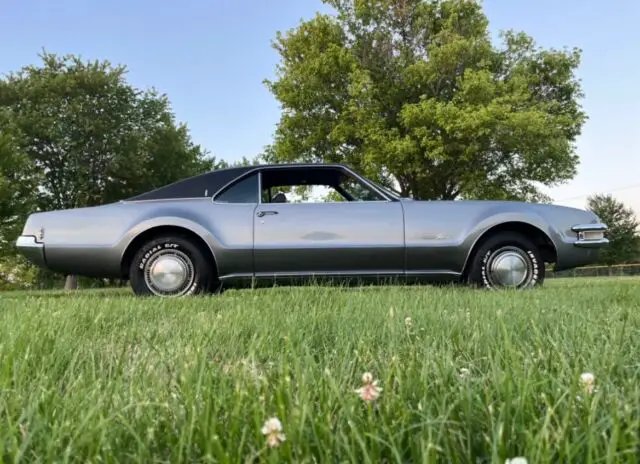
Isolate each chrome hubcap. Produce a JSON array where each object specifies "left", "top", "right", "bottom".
[
  {"left": 487, "top": 248, "right": 530, "bottom": 288},
  {"left": 143, "top": 250, "right": 195, "bottom": 296}
]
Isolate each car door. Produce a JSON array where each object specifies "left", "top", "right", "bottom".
[{"left": 253, "top": 200, "right": 405, "bottom": 277}]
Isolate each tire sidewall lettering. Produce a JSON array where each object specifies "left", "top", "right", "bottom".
[
  {"left": 481, "top": 245, "right": 540, "bottom": 289},
  {"left": 185, "top": 280, "right": 199, "bottom": 295},
  {"left": 137, "top": 242, "right": 184, "bottom": 270}
]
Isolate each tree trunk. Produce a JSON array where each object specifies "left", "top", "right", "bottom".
[{"left": 64, "top": 274, "right": 78, "bottom": 290}]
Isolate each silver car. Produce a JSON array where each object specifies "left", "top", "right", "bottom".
[{"left": 15, "top": 163, "right": 608, "bottom": 297}]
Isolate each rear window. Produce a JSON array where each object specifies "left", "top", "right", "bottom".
[{"left": 214, "top": 173, "right": 259, "bottom": 203}]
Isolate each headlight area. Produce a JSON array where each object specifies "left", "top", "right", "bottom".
[{"left": 571, "top": 223, "right": 609, "bottom": 248}]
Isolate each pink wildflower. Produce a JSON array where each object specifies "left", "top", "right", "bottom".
[{"left": 355, "top": 372, "right": 382, "bottom": 402}]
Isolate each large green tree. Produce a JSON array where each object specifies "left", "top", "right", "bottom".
[
  {"left": 586, "top": 194, "right": 640, "bottom": 266},
  {"left": 0, "top": 52, "right": 215, "bottom": 211},
  {"left": 0, "top": 52, "right": 217, "bottom": 288},
  {"left": 264, "top": 0, "right": 586, "bottom": 201}
]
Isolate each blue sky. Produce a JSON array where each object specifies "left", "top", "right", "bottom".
[{"left": 2, "top": 0, "right": 639, "bottom": 215}]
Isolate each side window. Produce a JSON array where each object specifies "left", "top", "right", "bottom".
[
  {"left": 339, "top": 176, "right": 382, "bottom": 202},
  {"left": 258, "top": 167, "right": 387, "bottom": 203},
  {"left": 214, "top": 173, "right": 259, "bottom": 203}
]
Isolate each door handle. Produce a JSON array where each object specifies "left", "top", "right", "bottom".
[{"left": 257, "top": 210, "right": 279, "bottom": 217}]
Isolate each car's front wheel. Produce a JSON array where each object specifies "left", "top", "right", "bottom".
[
  {"left": 129, "top": 234, "right": 214, "bottom": 297},
  {"left": 466, "top": 231, "right": 545, "bottom": 290}
]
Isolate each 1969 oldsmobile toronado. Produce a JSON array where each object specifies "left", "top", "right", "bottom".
[{"left": 15, "top": 163, "right": 609, "bottom": 297}]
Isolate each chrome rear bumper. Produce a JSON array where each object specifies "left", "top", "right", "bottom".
[
  {"left": 571, "top": 223, "right": 609, "bottom": 248},
  {"left": 15, "top": 235, "right": 46, "bottom": 266}
]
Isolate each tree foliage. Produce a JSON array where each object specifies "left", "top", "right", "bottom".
[
  {"left": 264, "top": 0, "right": 587, "bottom": 201},
  {"left": 586, "top": 194, "right": 640, "bottom": 265},
  {"left": 0, "top": 112, "right": 40, "bottom": 255},
  {"left": 0, "top": 52, "right": 215, "bottom": 212}
]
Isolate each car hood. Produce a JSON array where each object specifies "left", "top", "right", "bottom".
[
  {"left": 402, "top": 198, "right": 597, "bottom": 215},
  {"left": 399, "top": 198, "right": 602, "bottom": 229}
]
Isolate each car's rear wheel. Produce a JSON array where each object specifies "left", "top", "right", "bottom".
[
  {"left": 129, "top": 234, "right": 214, "bottom": 297},
  {"left": 466, "top": 231, "right": 545, "bottom": 290}
]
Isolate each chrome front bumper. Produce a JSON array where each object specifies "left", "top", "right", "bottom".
[
  {"left": 571, "top": 223, "right": 609, "bottom": 248},
  {"left": 15, "top": 235, "right": 46, "bottom": 266}
]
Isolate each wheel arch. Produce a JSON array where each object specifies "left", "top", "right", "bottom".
[
  {"left": 461, "top": 221, "right": 557, "bottom": 279},
  {"left": 120, "top": 224, "right": 218, "bottom": 279}
]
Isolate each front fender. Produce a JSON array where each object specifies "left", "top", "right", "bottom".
[{"left": 459, "top": 210, "right": 561, "bottom": 273}]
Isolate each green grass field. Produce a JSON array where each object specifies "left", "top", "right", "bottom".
[{"left": 1, "top": 277, "right": 639, "bottom": 463}]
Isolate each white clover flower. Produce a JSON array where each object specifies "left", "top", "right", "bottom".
[
  {"left": 580, "top": 372, "right": 596, "bottom": 394},
  {"left": 261, "top": 417, "right": 285, "bottom": 448},
  {"left": 404, "top": 316, "right": 413, "bottom": 329},
  {"left": 505, "top": 458, "right": 528, "bottom": 464}
]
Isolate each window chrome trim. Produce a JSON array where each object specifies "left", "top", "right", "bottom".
[{"left": 211, "top": 163, "right": 398, "bottom": 205}]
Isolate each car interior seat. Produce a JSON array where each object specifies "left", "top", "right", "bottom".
[{"left": 272, "top": 192, "right": 287, "bottom": 203}]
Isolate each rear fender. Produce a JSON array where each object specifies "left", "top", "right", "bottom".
[{"left": 117, "top": 216, "right": 221, "bottom": 266}]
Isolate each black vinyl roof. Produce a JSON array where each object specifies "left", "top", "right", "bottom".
[
  {"left": 125, "top": 163, "right": 350, "bottom": 201},
  {"left": 126, "top": 166, "right": 255, "bottom": 201}
]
